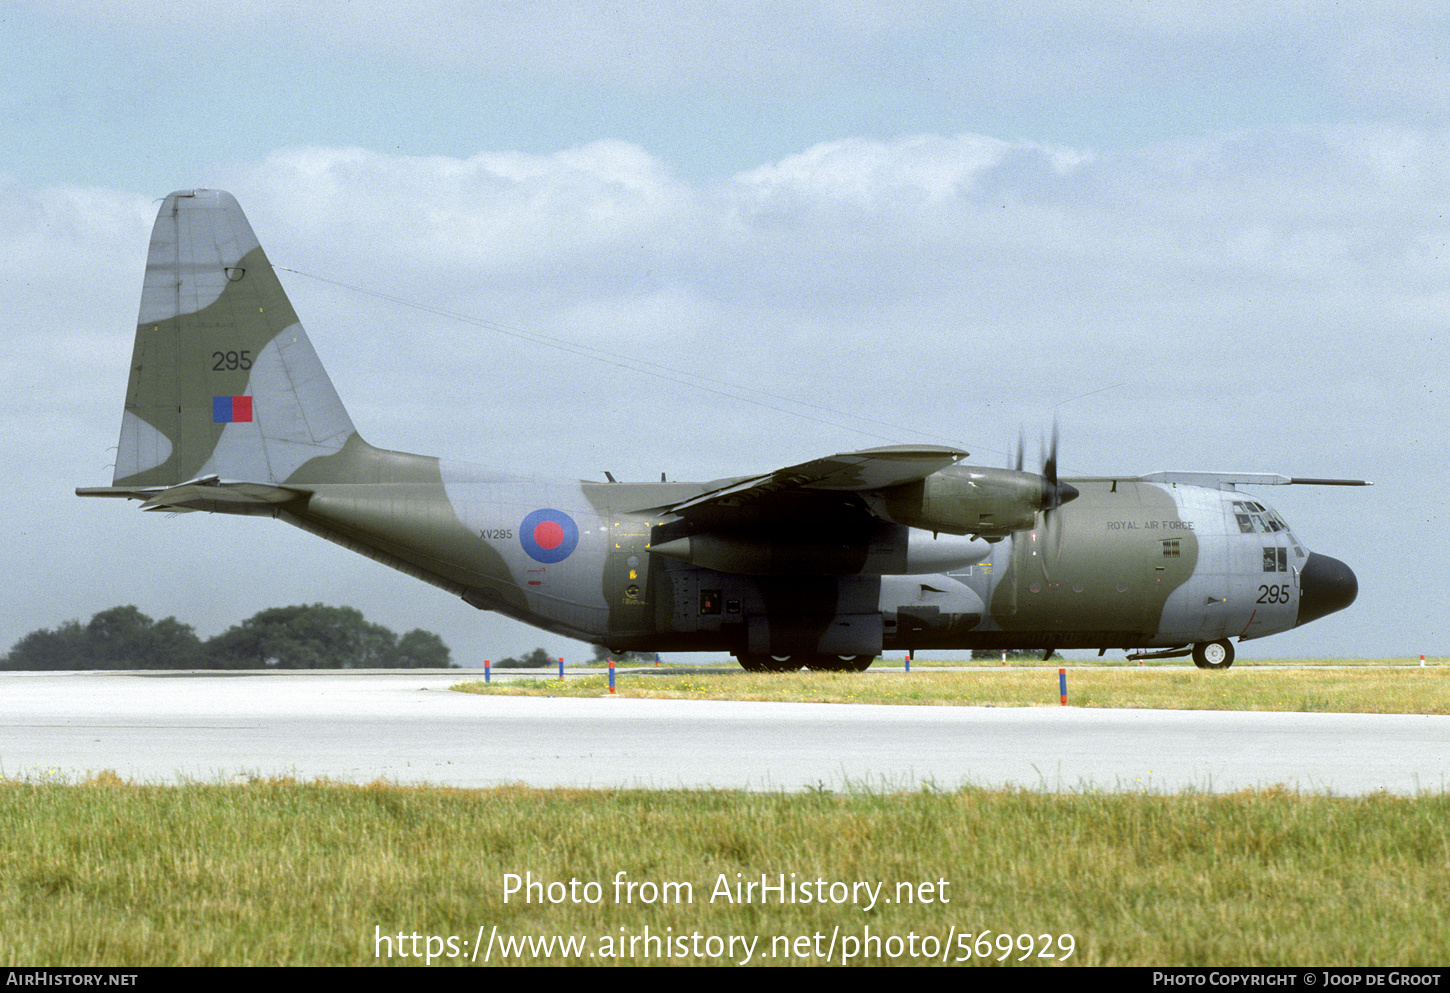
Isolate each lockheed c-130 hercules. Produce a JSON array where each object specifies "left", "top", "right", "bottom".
[{"left": 79, "top": 190, "right": 1366, "bottom": 671}]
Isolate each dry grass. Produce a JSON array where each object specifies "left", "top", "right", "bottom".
[{"left": 454, "top": 663, "right": 1450, "bottom": 714}]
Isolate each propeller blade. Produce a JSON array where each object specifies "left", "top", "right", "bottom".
[
  {"left": 1040, "top": 419, "right": 1078, "bottom": 514},
  {"left": 1038, "top": 420, "right": 1076, "bottom": 575},
  {"left": 1044, "top": 421, "right": 1058, "bottom": 490}
]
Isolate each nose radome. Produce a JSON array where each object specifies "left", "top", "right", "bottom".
[{"left": 1296, "top": 553, "right": 1358, "bottom": 628}]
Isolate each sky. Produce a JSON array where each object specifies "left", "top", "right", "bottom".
[{"left": 2, "top": 1, "right": 1444, "bottom": 664}]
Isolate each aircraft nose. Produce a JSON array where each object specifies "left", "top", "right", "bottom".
[{"left": 1296, "top": 552, "right": 1358, "bottom": 628}]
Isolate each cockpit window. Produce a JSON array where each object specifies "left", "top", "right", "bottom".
[{"left": 1235, "top": 501, "right": 1293, "bottom": 535}]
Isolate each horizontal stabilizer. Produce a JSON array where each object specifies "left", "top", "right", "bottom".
[{"left": 76, "top": 476, "right": 310, "bottom": 514}]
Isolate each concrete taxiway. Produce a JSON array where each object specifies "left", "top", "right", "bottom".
[{"left": 2, "top": 669, "right": 1447, "bottom": 794}]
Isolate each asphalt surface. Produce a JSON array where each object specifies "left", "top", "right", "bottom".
[{"left": 3, "top": 669, "right": 1447, "bottom": 794}]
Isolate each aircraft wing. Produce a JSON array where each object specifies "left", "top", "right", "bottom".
[{"left": 660, "top": 445, "right": 966, "bottom": 526}]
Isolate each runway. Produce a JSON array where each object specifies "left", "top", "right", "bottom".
[{"left": 3, "top": 669, "right": 1447, "bottom": 794}]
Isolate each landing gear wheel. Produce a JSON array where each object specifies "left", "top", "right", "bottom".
[
  {"left": 735, "top": 654, "right": 768, "bottom": 672},
  {"left": 737, "top": 654, "right": 803, "bottom": 672},
  {"left": 736, "top": 654, "right": 873, "bottom": 672},
  {"left": 1192, "top": 639, "right": 1235, "bottom": 670},
  {"left": 801, "top": 655, "right": 874, "bottom": 672}
]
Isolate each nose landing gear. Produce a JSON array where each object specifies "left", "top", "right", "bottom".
[{"left": 1192, "top": 639, "right": 1235, "bottom": 670}]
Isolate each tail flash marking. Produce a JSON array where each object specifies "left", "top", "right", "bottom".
[{"left": 213, "top": 396, "right": 253, "bottom": 423}]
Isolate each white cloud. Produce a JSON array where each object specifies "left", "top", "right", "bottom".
[
  {"left": 220, "top": 143, "right": 696, "bottom": 288},
  {"left": 735, "top": 134, "right": 1016, "bottom": 206}
]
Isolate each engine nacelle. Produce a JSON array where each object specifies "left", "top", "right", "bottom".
[{"left": 879, "top": 465, "right": 1073, "bottom": 538}]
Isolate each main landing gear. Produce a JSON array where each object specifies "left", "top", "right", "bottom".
[
  {"left": 736, "top": 654, "right": 875, "bottom": 673},
  {"left": 1192, "top": 639, "right": 1235, "bottom": 670}
]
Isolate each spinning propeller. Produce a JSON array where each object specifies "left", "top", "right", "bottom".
[{"left": 1012, "top": 421, "right": 1078, "bottom": 579}]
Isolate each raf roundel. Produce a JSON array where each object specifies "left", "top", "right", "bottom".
[{"left": 519, "top": 509, "right": 580, "bottom": 564}]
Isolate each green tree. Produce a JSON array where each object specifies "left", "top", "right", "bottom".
[
  {"left": 4, "top": 603, "right": 453, "bottom": 670},
  {"left": 392, "top": 629, "right": 452, "bottom": 668},
  {"left": 204, "top": 604, "right": 403, "bottom": 669},
  {"left": 88, "top": 606, "right": 203, "bottom": 668},
  {"left": 494, "top": 647, "right": 555, "bottom": 669},
  {"left": 0, "top": 606, "right": 202, "bottom": 670},
  {"left": 0, "top": 619, "right": 87, "bottom": 670}
]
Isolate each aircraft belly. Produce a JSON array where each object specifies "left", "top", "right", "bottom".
[
  {"left": 879, "top": 574, "right": 984, "bottom": 645},
  {"left": 747, "top": 575, "right": 884, "bottom": 655},
  {"left": 645, "top": 568, "right": 889, "bottom": 655}
]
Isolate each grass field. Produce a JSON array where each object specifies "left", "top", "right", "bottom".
[
  {"left": 455, "top": 662, "right": 1450, "bottom": 714},
  {"left": 8, "top": 662, "right": 1449, "bottom": 967},
  {"left": 4, "top": 776, "right": 1450, "bottom": 967}
]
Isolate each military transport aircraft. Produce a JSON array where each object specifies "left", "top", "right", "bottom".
[{"left": 78, "top": 190, "right": 1366, "bottom": 671}]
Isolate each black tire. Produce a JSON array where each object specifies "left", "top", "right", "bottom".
[
  {"left": 802, "top": 655, "right": 874, "bottom": 672},
  {"left": 1192, "top": 639, "right": 1235, "bottom": 670},
  {"left": 736, "top": 654, "right": 768, "bottom": 672},
  {"left": 737, "top": 654, "right": 873, "bottom": 672},
  {"left": 736, "top": 654, "right": 803, "bottom": 672}
]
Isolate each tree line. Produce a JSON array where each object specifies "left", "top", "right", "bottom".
[{"left": 1, "top": 604, "right": 452, "bottom": 670}]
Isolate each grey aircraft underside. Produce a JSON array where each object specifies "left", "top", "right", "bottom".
[{"left": 79, "top": 190, "right": 1366, "bottom": 671}]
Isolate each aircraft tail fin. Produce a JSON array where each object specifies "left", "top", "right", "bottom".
[{"left": 104, "top": 189, "right": 356, "bottom": 490}]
